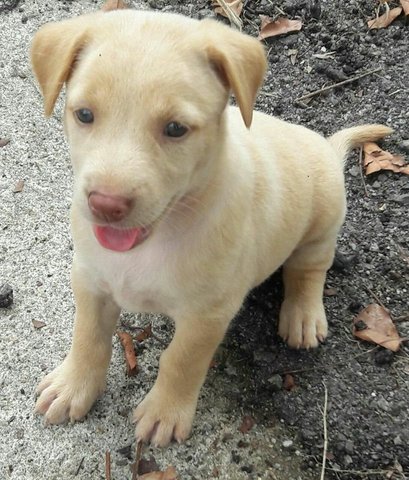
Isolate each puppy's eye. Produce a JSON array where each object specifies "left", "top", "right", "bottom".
[
  {"left": 164, "top": 122, "right": 188, "bottom": 138},
  {"left": 75, "top": 108, "right": 94, "bottom": 124}
]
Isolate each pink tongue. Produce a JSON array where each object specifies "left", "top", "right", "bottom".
[{"left": 93, "top": 225, "right": 147, "bottom": 252}]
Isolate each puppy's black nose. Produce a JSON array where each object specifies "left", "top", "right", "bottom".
[{"left": 88, "top": 192, "right": 132, "bottom": 222}]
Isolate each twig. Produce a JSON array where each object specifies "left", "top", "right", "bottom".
[
  {"left": 128, "top": 324, "right": 168, "bottom": 347},
  {"left": 364, "top": 286, "right": 387, "bottom": 311},
  {"left": 131, "top": 441, "right": 144, "bottom": 480},
  {"left": 105, "top": 451, "right": 111, "bottom": 480},
  {"left": 75, "top": 456, "right": 85, "bottom": 476},
  {"left": 358, "top": 146, "right": 368, "bottom": 196},
  {"left": 394, "top": 313, "right": 409, "bottom": 322},
  {"left": 295, "top": 67, "right": 381, "bottom": 102},
  {"left": 320, "top": 383, "right": 328, "bottom": 480},
  {"left": 213, "top": 0, "right": 243, "bottom": 29}
]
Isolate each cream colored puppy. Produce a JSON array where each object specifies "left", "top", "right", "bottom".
[{"left": 31, "top": 9, "right": 391, "bottom": 446}]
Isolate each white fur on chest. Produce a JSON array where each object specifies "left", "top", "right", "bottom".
[{"left": 79, "top": 235, "right": 178, "bottom": 314}]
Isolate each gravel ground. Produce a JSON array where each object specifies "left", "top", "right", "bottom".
[{"left": 0, "top": 1, "right": 408, "bottom": 479}]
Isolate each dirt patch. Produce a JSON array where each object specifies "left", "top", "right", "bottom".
[{"left": 153, "top": 0, "right": 409, "bottom": 478}]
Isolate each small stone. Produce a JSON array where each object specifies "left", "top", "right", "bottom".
[
  {"left": 231, "top": 451, "right": 241, "bottom": 463},
  {"left": 117, "top": 444, "right": 132, "bottom": 459},
  {"left": 301, "top": 429, "right": 315, "bottom": 441},
  {"left": 240, "top": 465, "right": 253, "bottom": 473},
  {"left": 376, "top": 396, "right": 390, "bottom": 412},
  {"left": 401, "top": 139, "right": 409, "bottom": 153},
  {"left": 115, "top": 458, "right": 128, "bottom": 467},
  {"left": 344, "top": 440, "right": 354, "bottom": 454},
  {"left": 282, "top": 439, "right": 293, "bottom": 448},
  {"left": 374, "top": 348, "right": 394, "bottom": 366},
  {"left": 268, "top": 374, "right": 283, "bottom": 392},
  {"left": 393, "top": 435, "right": 403, "bottom": 446},
  {"left": 344, "top": 455, "right": 353, "bottom": 466},
  {"left": 0, "top": 284, "right": 13, "bottom": 308},
  {"left": 331, "top": 251, "right": 358, "bottom": 272},
  {"left": 197, "top": 8, "right": 215, "bottom": 19}
]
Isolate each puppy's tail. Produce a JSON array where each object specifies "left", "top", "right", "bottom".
[{"left": 328, "top": 124, "right": 393, "bottom": 163}]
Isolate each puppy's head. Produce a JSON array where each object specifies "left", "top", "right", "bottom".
[{"left": 31, "top": 10, "right": 266, "bottom": 251}]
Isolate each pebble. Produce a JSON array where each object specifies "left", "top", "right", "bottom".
[
  {"left": 374, "top": 348, "right": 394, "bottom": 366},
  {"left": 282, "top": 439, "right": 293, "bottom": 448},
  {"left": 267, "top": 374, "right": 283, "bottom": 392},
  {"left": 0, "top": 283, "right": 13, "bottom": 308},
  {"left": 344, "top": 439, "right": 354, "bottom": 454}
]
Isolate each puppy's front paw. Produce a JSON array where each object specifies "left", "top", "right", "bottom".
[
  {"left": 278, "top": 299, "right": 327, "bottom": 349},
  {"left": 134, "top": 385, "right": 196, "bottom": 447},
  {"left": 35, "top": 358, "right": 106, "bottom": 424}
]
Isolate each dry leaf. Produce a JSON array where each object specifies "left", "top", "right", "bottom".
[
  {"left": 353, "top": 304, "right": 402, "bottom": 352},
  {"left": 283, "top": 373, "right": 296, "bottom": 391},
  {"left": 0, "top": 138, "right": 10, "bottom": 147},
  {"left": 139, "top": 466, "right": 177, "bottom": 480},
  {"left": 400, "top": 0, "right": 409, "bottom": 15},
  {"left": 258, "top": 15, "right": 302, "bottom": 40},
  {"left": 239, "top": 415, "right": 255, "bottom": 433},
  {"left": 212, "top": 0, "right": 243, "bottom": 18},
  {"left": 136, "top": 324, "right": 152, "bottom": 342},
  {"left": 138, "top": 456, "right": 160, "bottom": 476},
  {"left": 101, "top": 0, "right": 128, "bottom": 12},
  {"left": 14, "top": 180, "right": 24, "bottom": 193},
  {"left": 363, "top": 142, "right": 409, "bottom": 175},
  {"left": 32, "top": 320, "right": 46, "bottom": 329},
  {"left": 117, "top": 331, "right": 139, "bottom": 376},
  {"left": 367, "top": 6, "right": 402, "bottom": 29}
]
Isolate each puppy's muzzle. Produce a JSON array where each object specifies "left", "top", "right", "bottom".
[{"left": 88, "top": 191, "right": 133, "bottom": 223}]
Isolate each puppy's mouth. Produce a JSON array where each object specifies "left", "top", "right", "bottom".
[
  {"left": 93, "top": 225, "right": 151, "bottom": 252},
  {"left": 91, "top": 195, "right": 180, "bottom": 252}
]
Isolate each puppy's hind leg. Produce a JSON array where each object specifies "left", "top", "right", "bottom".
[{"left": 278, "top": 234, "right": 338, "bottom": 349}]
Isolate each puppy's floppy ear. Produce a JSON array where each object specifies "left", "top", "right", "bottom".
[
  {"left": 31, "top": 17, "right": 90, "bottom": 116},
  {"left": 201, "top": 20, "right": 267, "bottom": 128}
]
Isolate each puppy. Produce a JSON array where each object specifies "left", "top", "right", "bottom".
[{"left": 31, "top": 9, "right": 391, "bottom": 446}]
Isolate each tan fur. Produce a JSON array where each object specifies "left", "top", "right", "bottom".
[{"left": 31, "top": 9, "right": 392, "bottom": 446}]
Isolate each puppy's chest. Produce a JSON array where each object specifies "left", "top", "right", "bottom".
[{"left": 94, "top": 249, "right": 177, "bottom": 314}]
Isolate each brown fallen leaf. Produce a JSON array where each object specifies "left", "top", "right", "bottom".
[
  {"left": 367, "top": 6, "right": 402, "bottom": 29},
  {"left": 32, "top": 320, "right": 46, "bottom": 329},
  {"left": 136, "top": 323, "right": 152, "bottom": 342},
  {"left": 258, "top": 15, "right": 302, "bottom": 40},
  {"left": 283, "top": 373, "right": 296, "bottom": 391},
  {"left": 139, "top": 466, "right": 177, "bottom": 480},
  {"left": 401, "top": 0, "right": 409, "bottom": 15},
  {"left": 14, "top": 179, "right": 25, "bottom": 193},
  {"left": 212, "top": 0, "right": 243, "bottom": 18},
  {"left": 117, "top": 331, "right": 139, "bottom": 376},
  {"left": 353, "top": 304, "right": 402, "bottom": 352},
  {"left": 0, "top": 138, "right": 10, "bottom": 147},
  {"left": 239, "top": 414, "right": 255, "bottom": 433},
  {"left": 101, "top": 0, "right": 128, "bottom": 12},
  {"left": 138, "top": 456, "right": 160, "bottom": 476},
  {"left": 363, "top": 142, "right": 409, "bottom": 176}
]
